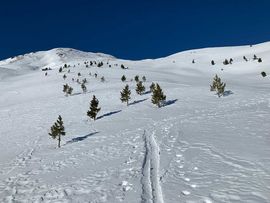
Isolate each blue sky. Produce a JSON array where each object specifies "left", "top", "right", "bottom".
[{"left": 1, "top": 0, "right": 270, "bottom": 60}]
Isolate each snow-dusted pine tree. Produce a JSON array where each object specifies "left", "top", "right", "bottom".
[
  {"left": 210, "top": 74, "right": 226, "bottom": 97},
  {"left": 142, "top": 76, "right": 146, "bottom": 82},
  {"left": 121, "top": 75, "right": 126, "bottom": 82},
  {"left": 87, "top": 95, "right": 101, "bottom": 120},
  {"left": 136, "top": 81, "right": 145, "bottom": 95},
  {"left": 120, "top": 85, "right": 131, "bottom": 105},
  {"left": 81, "top": 83, "right": 87, "bottom": 93},
  {"left": 67, "top": 86, "right": 73, "bottom": 96},
  {"left": 48, "top": 115, "right": 66, "bottom": 148},
  {"left": 151, "top": 83, "right": 166, "bottom": 107},
  {"left": 150, "top": 82, "right": 156, "bottom": 92},
  {"left": 63, "top": 84, "right": 69, "bottom": 96},
  {"left": 134, "top": 75, "right": 139, "bottom": 83}
]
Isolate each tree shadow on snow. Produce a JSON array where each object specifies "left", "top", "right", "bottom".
[
  {"left": 71, "top": 92, "right": 83, "bottom": 96},
  {"left": 143, "top": 90, "right": 151, "bottom": 95},
  {"left": 71, "top": 91, "right": 92, "bottom": 97},
  {"left": 129, "top": 98, "right": 148, "bottom": 106},
  {"left": 163, "top": 99, "right": 178, "bottom": 107},
  {"left": 97, "top": 110, "right": 122, "bottom": 120},
  {"left": 65, "top": 132, "right": 99, "bottom": 145},
  {"left": 223, "top": 90, "right": 234, "bottom": 97}
]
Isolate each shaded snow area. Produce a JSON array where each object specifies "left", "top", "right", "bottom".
[{"left": 0, "top": 43, "right": 270, "bottom": 202}]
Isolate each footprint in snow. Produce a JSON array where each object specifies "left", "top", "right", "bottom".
[
  {"left": 184, "top": 177, "right": 190, "bottom": 182},
  {"left": 182, "top": 190, "right": 190, "bottom": 195}
]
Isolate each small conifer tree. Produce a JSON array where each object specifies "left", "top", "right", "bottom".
[
  {"left": 87, "top": 95, "right": 101, "bottom": 120},
  {"left": 151, "top": 83, "right": 166, "bottom": 107},
  {"left": 211, "top": 60, "right": 215, "bottom": 65},
  {"left": 63, "top": 74, "right": 67, "bottom": 80},
  {"left": 67, "top": 86, "right": 73, "bottom": 96},
  {"left": 253, "top": 54, "right": 258, "bottom": 60},
  {"left": 59, "top": 67, "right": 63, "bottom": 73},
  {"left": 258, "top": 58, "right": 262, "bottom": 63},
  {"left": 120, "top": 85, "right": 131, "bottom": 105},
  {"left": 101, "top": 76, "right": 105, "bottom": 82},
  {"left": 63, "top": 84, "right": 69, "bottom": 96},
  {"left": 121, "top": 75, "right": 126, "bottom": 82},
  {"left": 223, "top": 59, "right": 229, "bottom": 65},
  {"left": 210, "top": 74, "right": 226, "bottom": 97},
  {"left": 48, "top": 115, "right": 66, "bottom": 148},
  {"left": 82, "top": 78, "right": 87, "bottom": 84},
  {"left": 136, "top": 81, "right": 145, "bottom": 95},
  {"left": 261, "top": 71, "right": 267, "bottom": 77},
  {"left": 142, "top": 76, "right": 146, "bottom": 82},
  {"left": 150, "top": 82, "right": 156, "bottom": 92},
  {"left": 81, "top": 83, "right": 87, "bottom": 93},
  {"left": 97, "top": 62, "right": 103, "bottom": 67},
  {"left": 243, "top": 56, "right": 248, "bottom": 61},
  {"left": 134, "top": 75, "right": 139, "bottom": 83},
  {"left": 78, "top": 72, "right": 81, "bottom": 77}
]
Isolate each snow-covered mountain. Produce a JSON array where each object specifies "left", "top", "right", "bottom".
[{"left": 0, "top": 42, "right": 269, "bottom": 203}]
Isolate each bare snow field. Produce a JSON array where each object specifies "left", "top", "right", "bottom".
[{"left": 0, "top": 43, "right": 269, "bottom": 202}]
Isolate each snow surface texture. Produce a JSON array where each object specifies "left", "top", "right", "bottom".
[{"left": 0, "top": 43, "right": 269, "bottom": 203}]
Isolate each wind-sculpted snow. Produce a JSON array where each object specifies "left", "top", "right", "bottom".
[{"left": 0, "top": 42, "right": 270, "bottom": 202}]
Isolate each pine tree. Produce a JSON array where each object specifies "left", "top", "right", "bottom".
[
  {"left": 142, "top": 76, "right": 146, "bottom": 82},
  {"left": 261, "top": 71, "right": 267, "bottom": 77},
  {"left": 78, "top": 72, "right": 81, "bottom": 77},
  {"left": 134, "top": 75, "right": 139, "bottom": 82},
  {"left": 211, "top": 60, "right": 215, "bottom": 65},
  {"left": 63, "top": 74, "right": 67, "bottom": 80},
  {"left": 82, "top": 78, "right": 87, "bottom": 84},
  {"left": 97, "top": 62, "right": 103, "bottom": 67},
  {"left": 223, "top": 59, "right": 229, "bottom": 65},
  {"left": 150, "top": 82, "right": 156, "bottom": 92},
  {"left": 101, "top": 76, "right": 105, "bottom": 82},
  {"left": 81, "top": 83, "right": 87, "bottom": 93},
  {"left": 258, "top": 58, "right": 262, "bottom": 63},
  {"left": 67, "top": 86, "right": 73, "bottom": 96},
  {"left": 151, "top": 83, "right": 166, "bottom": 107},
  {"left": 216, "top": 81, "right": 226, "bottom": 97},
  {"left": 48, "top": 115, "right": 66, "bottom": 148},
  {"left": 63, "top": 84, "right": 69, "bottom": 96},
  {"left": 64, "top": 64, "right": 68, "bottom": 68},
  {"left": 121, "top": 75, "right": 126, "bottom": 82},
  {"left": 120, "top": 85, "right": 131, "bottom": 105},
  {"left": 59, "top": 67, "right": 63, "bottom": 73},
  {"left": 210, "top": 74, "right": 219, "bottom": 91},
  {"left": 192, "top": 59, "right": 195, "bottom": 64},
  {"left": 243, "top": 56, "right": 248, "bottom": 61},
  {"left": 136, "top": 81, "right": 145, "bottom": 95},
  {"left": 253, "top": 54, "right": 258, "bottom": 60},
  {"left": 87, "top": 95, "right": 101, "bottom": 120},
  {"left": 210, "top": 74, "right": 226, "bottom": 97}
]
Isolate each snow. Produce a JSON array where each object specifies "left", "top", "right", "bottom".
[{"left": 0, "top": 42, "right": 270, "bottom": 202}]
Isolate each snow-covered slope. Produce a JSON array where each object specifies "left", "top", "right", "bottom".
[
  {"left": 0, "top": 48, "right": 115, "bottom": 79},
  {"left": 0, "top": 42, "right": 269, "bottom": 203}
]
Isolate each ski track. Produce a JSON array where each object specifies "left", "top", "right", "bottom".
[{"left": 141, "top": 130, "right": 164, "bottom": 203}]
